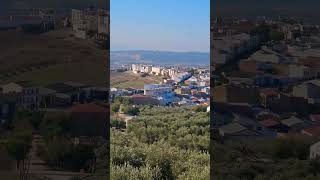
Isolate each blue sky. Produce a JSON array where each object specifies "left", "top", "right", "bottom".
[{"left": 110, "top": 0, "right": 210, "bottom": 52}]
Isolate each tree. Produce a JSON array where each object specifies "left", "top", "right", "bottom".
[
  {"left": 114, "top": 96, "right": 133, "bottom": 105},
  {"left": 38, "top": 137, "right": 95, "bottom": 172},
  {"left": 251, "top": 23, "right": 271, "bottom": 42},
  {"left": 111, "top": 106, "right": 210, "bottom": 179},
  {"left": 111, "top": 119, "right": 126, "bottom": 129},
  {"left": 29, "top": 111, "right": 45, "bottom": 130},
  {"left": 5, "top": 128, "right": 32, "bottom": 180},
  {"left": 39, "top": 112, "right": 71, "bottom": 140},
  {"left": 188, "top": 68, "right": 195, "bottom": 75},
  {"left": 269, "top": 30, "right": 285, "bottom": 42},
  {"left": 140, "top": 73, "right": 149, "bottom": 77},
  {"left": 111, "top": 103, "right": 120, "bottom": 113},
  {"left": 122, "top": 106, "right": 140, "bottom": 116}
]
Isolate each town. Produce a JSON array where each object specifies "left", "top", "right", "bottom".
[
  {"left": 0, "top": 2, "right": 110, "bottom": 180},
  {"left": 212, "top": 15, "right": 320, "bottom": 160},
  {"left": 111, "top": 63, "right": 210, "bottom": 108}
]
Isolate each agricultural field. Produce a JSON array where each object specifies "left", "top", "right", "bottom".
[
  {"left": 1, "top": 62, "right": 107, "bottom": 86},
  {"left": 110, "top": 106, "right": 210, "bottom": 179},
  {"left": 111, "top": 71, "right": 162, "bottom": 89},
  {"left": 0, "top": 29, "right": 108, "bottom": 86}
]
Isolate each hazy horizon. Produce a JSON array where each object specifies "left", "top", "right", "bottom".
[
  {"left": 111, "top": 0, "right": 210, "bottom": 53},
  {"left": 110, "top": 49, "right": 210, "bottom": 53}
]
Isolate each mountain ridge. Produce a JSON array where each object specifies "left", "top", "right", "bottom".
[{"left": 111, "top": 50, "right": 210, "bottom": 66}]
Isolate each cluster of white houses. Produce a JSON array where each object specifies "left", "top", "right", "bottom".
[
  {"left": 131, "top": 64, "right": 177, "bottom": 77},
  {"left": 112, "top": 65, "right": 210, "bottom": 107},
  {"left": 71, "top": 6, "right": 109, "bottom": 42}
]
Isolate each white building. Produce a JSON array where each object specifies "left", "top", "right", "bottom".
[
  {"left": 144, "top": 84, "right": 172, "bottom": 96},
  {"left": 289, "top": 64, "right": 317, "bottom": 79},
  {"left": 152, "top": 67, "right": 162, "bottom": 75},
  {"left": 310, "top": 141, "right": 320, "bottom": 159},
  {"left": 71, "top": 7, "right": 108, "bottom": 40},
  {"left": 168, "top": 69, "right": 177, "bottom": 77},
  {"left": 72, "top": 9, "right": 98, "bottom": 39},
  {"left": 132, "top": 64, "right": 152, "bottom": 74},
  {"left": 250, "top": 47, "right": 288, "bottom": 64}
]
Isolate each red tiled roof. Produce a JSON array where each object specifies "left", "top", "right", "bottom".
[
  {"left": 260, "top": 119, "right": 280, "bottom": 128},
  {"left": 71, "top": 103, "right": 108, "bottom": 113},
  {"left": 302, "top": 126, "right": 320, "bottom": 136}
]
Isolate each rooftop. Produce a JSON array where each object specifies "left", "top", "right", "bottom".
[
  {"left": 302, "top": 126, "right": 320, "bottom": 137},
  {"left": 260, "top": 119, "right": 280, "bottom": 128},
  {"left": 220, "top": 123, "right": 247, "bottom": 134},
  {"left": 281, "top": 116, "right": 303, "bottom": 127}
]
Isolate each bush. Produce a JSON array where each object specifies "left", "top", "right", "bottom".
[
  {"left": 122, "top": 106, "right": 140, "bottom": 116},
  {"left": 140, "top": 73, "right": 149, "bottom": 77},
  {"left": 114, "top": 96, "right": 133, "bottom": 105},
  {"left": 111, "top": 119, "right": 126, "bottom": 129},
  {"left": 111, "top": 103, "right": 120, "bottom": 113},
  {"left": 38, "top": 137, "right": 95, "bottom": 172}
]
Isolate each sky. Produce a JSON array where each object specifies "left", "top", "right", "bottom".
[{"left": 111, "top": 0, "right": 210, "bottom": 52}]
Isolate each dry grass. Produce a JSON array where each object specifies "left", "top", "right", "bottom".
[
  {"left": 111, "top": 71, "right": 162, "bottom": 89},
  {"left": 0, "top": 29, "right": 108, "bottom": 86}
]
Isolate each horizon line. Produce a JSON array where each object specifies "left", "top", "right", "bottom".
[{"left": 110, "top": 49, "right": 210, "bottom": 53}]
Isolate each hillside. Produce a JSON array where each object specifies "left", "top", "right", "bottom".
[
  {"left": 0, "top": 29, "right": 108, "bottom": 86},
  {"left": 111, "top": 71, "right": 161, "bottom": 89}
]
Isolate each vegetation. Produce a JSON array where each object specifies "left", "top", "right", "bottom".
[
  {"left": 114, "top": 96, "right": 133, "bottom": 105},
  {"left": 110, "top": 107, "right": 210, "bottom": 179},
  {"left": 4, "top": 127, "right": 32, "bottom": 180},
  {"left": 269, "top": 30, "right": 285, "bottom": 42},
  {"left": 251, "top": 23, "right": 284, "bottom": 42},
  {"left": 0, "top": 30, "right": 107, "bottom": 86},
  {"left": 121, "top": 106, "right": 140, "bottom": 116},
  {"left": 36, "top": 111, "right": 98, "bottom": 172},
  {"left": 140, "top": 73, "right": 149, "bottom": 77},
  {"left": 193, "top": 105, "right": 208, "bottom": 112},
  {"left": 110, "top": 119, "right": 126, "bottom": 129},
  {"left": 111, "top": 103, "right": 120, "bottom": 113},
  {"left": 5, "top": 128, "right": 32, "bottom": 170},
  {"left": 111, "top": 71, "right": 162, "bottom": 89},
  {"left": 2, "top": 62, "right": 107, "bottom": 86},
  {"left": 212, "top": 136, "right": 320, "bottom": 180},
  {"left": 37, "top": 137, "right": 95, "bottom": 172}
]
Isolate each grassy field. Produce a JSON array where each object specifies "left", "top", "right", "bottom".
[
  {"left": 1, "top": 62, "right": 107, "bottom": 86},
  {"left": 0, "top": 29, "right": 108, "bottom": 86},
  {"left": 111, "top": 71, "right": 162, "bottom": 89}
]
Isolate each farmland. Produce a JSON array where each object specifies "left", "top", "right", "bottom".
[
  {"left": 111, "top": 71, "right": 162, "bottom": 89},
  {"left": 0, "top": 29, "right": 108, "bottom": 86}
]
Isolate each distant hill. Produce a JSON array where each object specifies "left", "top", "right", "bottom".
[{"left": 111, "top": 50, "right": 210, "bottom": 66}]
